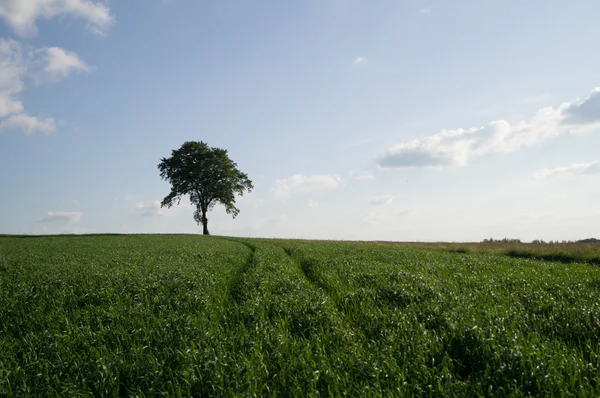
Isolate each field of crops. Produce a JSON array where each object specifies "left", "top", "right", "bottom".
[{"left": 1, "top": 235, "right": 599, "bottom": 396}]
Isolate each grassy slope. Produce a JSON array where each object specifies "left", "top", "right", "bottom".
[{"left": 1, "top": 235, "right": 599, "bottom": 396}]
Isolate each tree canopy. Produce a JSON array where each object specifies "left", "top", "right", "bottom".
[{"left": 158, "top": 141, "right": 253, "bottom": 235}]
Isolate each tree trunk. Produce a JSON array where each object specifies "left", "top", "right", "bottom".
[{"left": 202, "top": 213, "right": 209, "bottom": 235}]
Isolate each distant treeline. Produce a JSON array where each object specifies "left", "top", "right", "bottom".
[{"left": 482, "top": 238, "right": 600, "bottom": 244}]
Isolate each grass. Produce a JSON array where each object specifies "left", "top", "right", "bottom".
[
  {"left": 378, "top": 240, "right": 600, "bottom": 266},
  {"left": 1, "top": 235, "right": 599, "bottom": 396}
]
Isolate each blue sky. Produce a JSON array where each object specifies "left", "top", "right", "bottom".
[{"left": 1, "top": 0, "right": 600, "bottom": 241}]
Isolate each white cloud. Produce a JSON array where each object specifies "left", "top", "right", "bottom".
[
  {"left": 0, "top": 39, "right": 26, "bottom": 118},
  {"left": 307, "top": 199, "right": 321, "bottom": 209},
  {"left": 36, "top": 47, "right": 90, "bottom": 81},
  {"left": 0, "top": 0, "right": 114, "bottom": 37},
  {"left": 419, "top": 6, "right": 431, "bottom": 14},
  {"left": 533, "top": 161, "right": 600, "bottom": 180},
  {"left": 378, "top": 87, "right": 600, "bottom": 169},
  {"left": 0, "top": 93, "right": 23, "bottom": 118},
  {"left": 39, "top": 211, "right": 83, "bottom": 224},
  {"left": 0, "top": 38, "right": 89, "bottom": 134},
  {"left": 353, "top": 57, "right": 368, "bottom": 65},
  {"left": 0, "top": 113, "right": 55, "bottom": 134},
  {"left": 274, "top": 174, "right": 341, "bottom": 199},
  {"left": 369, "top": 195, "right": 394, "bottom": 205},
  {"left": 135, "top": 201, "right": 169, "bottom": 217}
]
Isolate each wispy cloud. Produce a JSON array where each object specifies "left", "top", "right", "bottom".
[
  {"left": 0, "top": 38, "right": 91, "bottom": 134},
  {"left": 353, "top": 56, "right": 368, "bottom": 65},
  {"left": 274, "top": 174, "right": 341, "bottom": 199},
  {"left": 378, "top": 87, "right": 600, "bottom": 169},
  {"left": 0, "top": 113, "right": 55, "bottom": 134},
  {"left": 0, "top": 39, "right": 27, "bottom": 119},
  {"left": 39, "top": 211, "right": 83, "bottom": 224},
  {"left": 369, "top": 195, "right": 394, "bottom": 205},
  {"left": 35, "top": 47, "right": 90, "bottom": 82},
  {"left": 0, "top": 0, "right": 114, "bottom": 37},
  {"left": 534, "top": 161, "right": 600, "bottom": 180},
  {"left": 419, "top": 6, "right": 431, "bottom": 14},
  {"left": 135, "top": 201, "right": 168, "bottom": 217}
]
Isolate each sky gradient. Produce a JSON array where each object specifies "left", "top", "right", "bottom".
[{"left": 1, "top": 0, "right": 599, "bottom": 241}]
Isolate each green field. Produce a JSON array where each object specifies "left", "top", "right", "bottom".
[{"left": 1, "top": 235, "right": 599, "bottom": 396}]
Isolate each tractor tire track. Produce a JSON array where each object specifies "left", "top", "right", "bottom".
[
  {"left": 280, "top": 246, "right": 349, "bottom": 318},
  {"left": 222, "top": 239, "right": 256, "bottom": 306}
]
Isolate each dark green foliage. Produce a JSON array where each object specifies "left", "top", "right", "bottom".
[
  {"left": 505, "top": 248, "right": 600, "bottom": 266},
  {"left": 482, "top": 238, "right": 522, "bottom": 243},
  {"left": 1, "top": 235, "right": 600, "bottom": 396},
  {"left": 158, "top": 141, "right": 253, "bottom": 234},
  {"left": 447, "top": 247, "right": 470, "bottom": 254},
  {"left": 578, "top": 238, "right": 600, "bottom": 243}
]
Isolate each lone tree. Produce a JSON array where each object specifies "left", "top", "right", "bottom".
[{"left": 158, "top": 141, "right": 253, "bottom": 235}]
